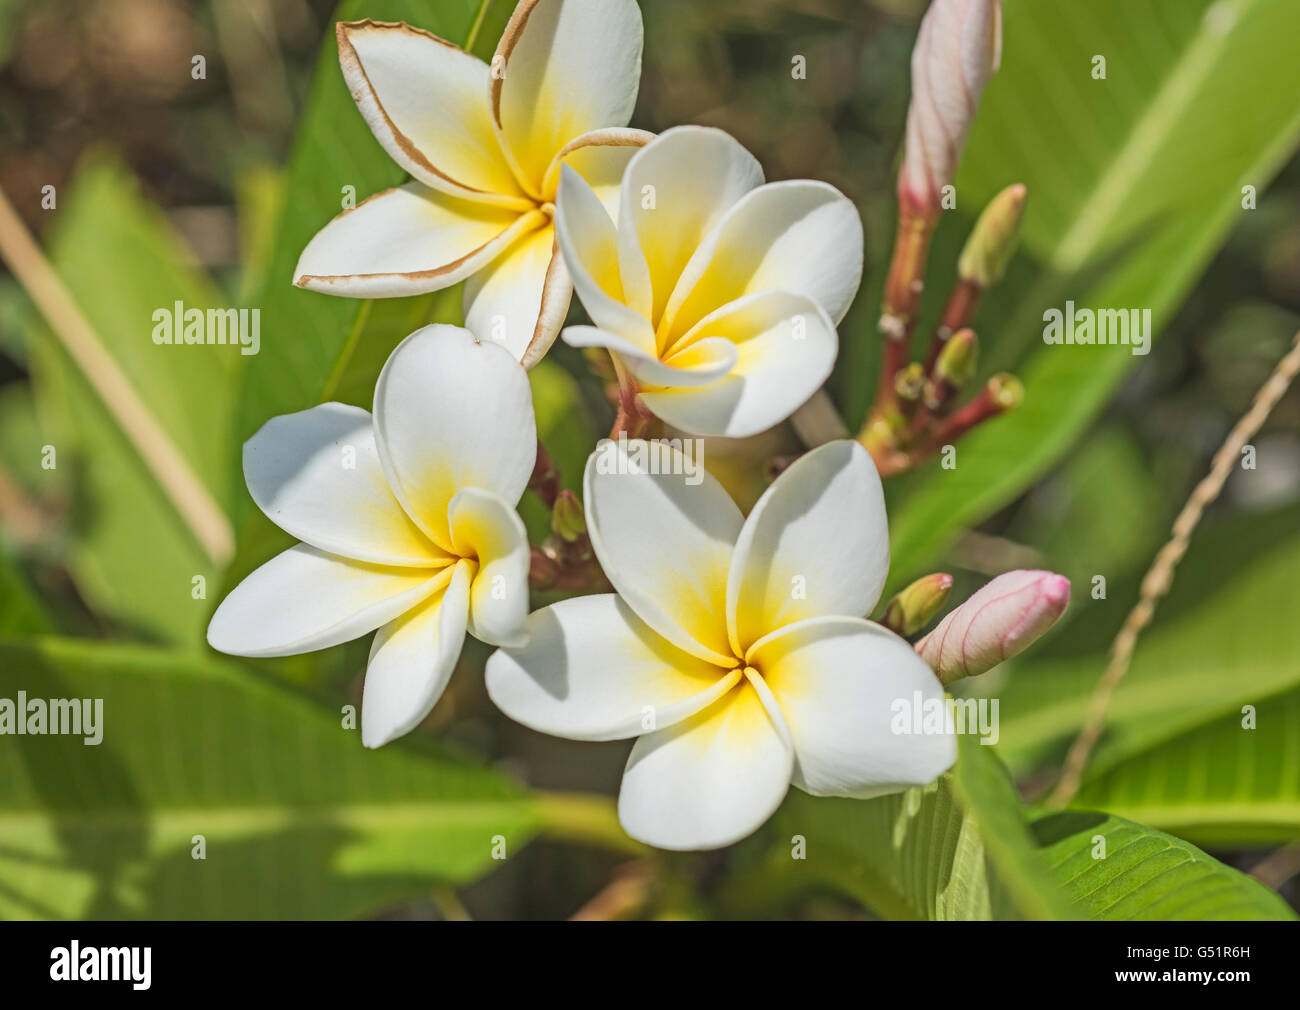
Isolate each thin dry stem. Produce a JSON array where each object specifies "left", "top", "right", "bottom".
[
  {"left": 0, "top": 184, "right": 234, "bottom": 564},
  {"left": 1048, "top": 329, "right": 1300, "bottom": 807}
]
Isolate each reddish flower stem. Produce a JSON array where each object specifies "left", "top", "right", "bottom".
[
  {"left": 529, "top": 439, "right": 560, "bottom": 509},
  {"left": 922, "top": 277, "right": 982, "bottom": 374},
  {"left": 608, "top": 352, "right": 652, "bottom": 440}
]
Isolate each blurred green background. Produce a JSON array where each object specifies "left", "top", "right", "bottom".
[{"left": 0, "top": 0, "right": 1298, "bottom": 920}]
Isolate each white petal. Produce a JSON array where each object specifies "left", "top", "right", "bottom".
[
  {"left": 486, "top": 594, "right": 739, "bottom": 741},
  {"left": 619, "top": 126, "right": 764, "bottom": 324},
  {"left": 490, "top": 0, "right": 644, "bottom": 193},
  {"left": 361, "top": 560, "right": 472, "bottom": 748},
  {"left": 207, "top": 544, "right": 447, "bottom": 658},
  {"left": 584, "top": 438, "right": 742, "bottom": 667},
  {"left": 562, "top": 326, "right": 736, "bottom": 389},
  {"left": 448, "top": 487, "right": 530, "bottom": 648},
  {"left": 294, "top": 183, "right": 539, "bottom": 298},
  {"left": 463, "top": 222, "right": 572, "bottom": 366},
  {"left": 618, "top": 675, "right": 793, "bottom": 850},
  {"left": 243, "top": 403, "right": 446, "bottom": 567},
  {"left": 640, "top": 290, "right": 837, "bottom": 438},
  {"left": 726, "top": 440, "right": 888, "bottom": 654},
  {"left": 337, "top": 20, "right": 526, "bottom": 203},
  {"left": 748, "top": 616, "right": 955, "bottom": 798},
  {"left": 661, "top": 180, "right": 864, "bottom": 341},
  {"left": 554, "top": 166, "right": 655, "bottom": 349},
  {"left": 373, "top": 324, "right": 537, "bottom": 550},
  {"left": 540, "top": 127, "right": 656, "bottom": 219}
]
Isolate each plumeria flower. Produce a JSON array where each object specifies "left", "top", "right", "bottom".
[
  {"left": 208, "top": 325, "right": 535, "bottom": 749},
  {"left": 294, "top": 0, "right": 652, "bottom": 367},
  {"left": 487, "top": 438, "right": 953, "bottom": 850},
  {"left": 554, "top": 125, "right": 864, "bottom": 438}
]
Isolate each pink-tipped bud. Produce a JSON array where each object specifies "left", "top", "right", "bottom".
[
  {"left": 898, "top": 0, "right": 1003, "bottom": 216},
  {"left": 916, "top": 569, "right": 1069, "bottom": 683}
]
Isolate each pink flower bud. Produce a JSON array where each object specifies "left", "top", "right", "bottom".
[
  {"left": 898, "top": 0, "right": 1003, "bottom": 215},
  {"left": 916, "top": 569, "right": 1069, "bottom": 683}
]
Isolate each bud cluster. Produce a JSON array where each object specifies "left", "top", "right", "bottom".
[{"left": 861, "top": 0, "right": 1026, "bottom": 479}]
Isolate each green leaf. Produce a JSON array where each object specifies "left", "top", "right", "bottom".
[
  {"left": 0, "top": 636, "right": 537, "bottom": 919},
  {"left": 233, "top": 163, "right": 286, "bottom": 302},
  {"left": 26, "top": 151, "right": 242, "bottom": 645},
  {"left": 1072, "top": 689, "right": 1300, "bottom": 849},
  {"left": 1031, "top": 810, "right": 1294, "bottom": 920},
  {"left": 722, "top": 737, "right": 1073, "bottom": 920},
  {"left": 0, "top": 382, "right": 51, "bottom": 494},
  {"left": 0, "top": 556, "right": 51, "bottom": 636},
  {"left": 1004, "top": 425, "right": 1168, "bottom": 592},
  {"left": 946, "top": 734, "right": 1075, "bottom": 920},
  {"left": 878, "top": 0, "right": 1300, "bottom": 585}
]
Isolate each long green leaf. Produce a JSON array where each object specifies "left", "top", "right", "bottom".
[
  {"left": 1031, "top": 810, "right": 1293, "bottom": 920},
  {"left": 0, "top": 636, "right": 536, "bottom": 919},
  {"left": 1072, "top": 689, "right": 1300, "bottom": 848},
  {"left": 27, "top": 151, "right": 241, "bottom": 645}
]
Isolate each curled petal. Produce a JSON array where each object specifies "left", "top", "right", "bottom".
[
  {"left": 490, "top": 0, "right": 644, "bottom": 193},
  {"left": 639, "top": 290, "right": 838, "bottom": 439},
  {"left": 662, "top": 179, "right": 864, "bottom": 340},
  {"left": 337, "top": 20, "right": 527, "bottom": 204},
  {"left": 294, "top": 184, "right": 538, "bottom": 298},
  {"left": 448, "top": 487, "right": 530, "bottom": 648},
  {"left": 562, "top": 326, "right": 737, "bottom": 390},
  {"left": 541, "top": 126, "right": 656, "bottom": 214},
  {"left": 554, "top": 165, "right": 656, "bottom": 349},
  {"left": 898, "top": 0, "right": 1002, "bottom": 213},
  {"left": 916, "top": 569, "right": 1070, "bottom": 683},
  {"left": 463, "top": 224, "right": 573, "bottom": 366},
  {"left": 618, "top": 126, "right": 764, "bottom": 325}
]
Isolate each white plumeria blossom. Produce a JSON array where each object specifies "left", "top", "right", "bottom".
[
  {"left": 487, "top": 438, "right": 953, "bottom": 850},
  {"left": 208, "top": 325, "right": 535, "bottom": 749},
  {"left": 554, "top": 125, "right": 865, "bottom": 438},
  {"left": 293, "top": 0, "right": 652, "bottom": 366}
]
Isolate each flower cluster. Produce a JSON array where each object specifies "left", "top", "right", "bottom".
[{"left": 210, "top": 0, "right": 1066, "bottom": 851}]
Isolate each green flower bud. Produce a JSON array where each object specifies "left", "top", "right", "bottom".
[
  {"left": 551, "top": 489, "right": 587, "bottom": 543},
  {"left": 934, "top": 328, "right": 979, "bottom": 388},
  {"left": 893, "top": 362, "right": 926, "bottom": 402},
  {"left": 988, "top": 372, "right": 1024, "bottom": 411},
  {"left": 957, "top": 183, "right": 1027, "bottom": 288},
  {"left": 881, "top": 573, "right": 954, "bottom": 637}
]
